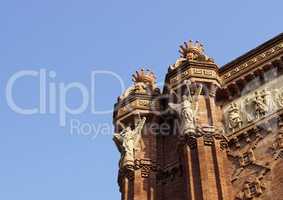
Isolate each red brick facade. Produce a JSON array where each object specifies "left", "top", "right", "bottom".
[{"left": 113, "top": 33, "right": 283, "bottom": 200}]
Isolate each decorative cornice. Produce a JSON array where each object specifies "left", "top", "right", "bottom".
[
  {"left": 165, "top": 61, "right": 220, "bottom": 91},
  {"left": 221, "top": 36, "right": 283, "bottom": 84},
  {"left": 221, "top": 33, "right": 283, "bottom": 72},
  {"left": 113, "top": 94, "right": 160, "bottom": 121}
]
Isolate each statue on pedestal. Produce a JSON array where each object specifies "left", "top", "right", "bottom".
[{"left": 169, "top": 81, "right": 202, "bottom": 136}]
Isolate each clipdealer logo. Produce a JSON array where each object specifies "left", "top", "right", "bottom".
[{"left": 5, "top": 69, "right": 126, "bottom": 128}]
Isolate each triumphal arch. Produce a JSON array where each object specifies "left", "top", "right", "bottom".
[{"left": 113, "top": 33, "right": 283, "bottom": 200}]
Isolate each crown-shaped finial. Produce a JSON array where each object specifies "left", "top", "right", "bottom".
[
  {"left": 132, "top": 69, "right": 156, "bottom": 86},
  {"left": 178, "top": 40, "right": 214, "bottom": 62},
  {"left": 119, "top": 69, "right": 158, "bottom": 100}
]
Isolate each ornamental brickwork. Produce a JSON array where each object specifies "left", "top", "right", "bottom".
[{"left": 113, "top": 33, "right": 283, "bottom": 200}]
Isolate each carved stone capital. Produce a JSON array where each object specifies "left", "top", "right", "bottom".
[{"left": 134, "top": 159, "right": 158, "bottom": 178}]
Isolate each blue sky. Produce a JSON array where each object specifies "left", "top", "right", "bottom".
[{"left": 0, "top": 0, "right": 282, "bottom": 199}]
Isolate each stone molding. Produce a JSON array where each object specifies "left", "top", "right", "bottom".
[
  {"left": 118, "top": 159, "right": 183, "bottom": 185},
  {"left": 221, "top": 42, "right": 283, "bottom": 84}
]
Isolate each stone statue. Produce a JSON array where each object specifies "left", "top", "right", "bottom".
[
  {"left": 252, "top": 90, "right": 271, "bottom": 119},
  {"left": 261, "top": 89, "right": 273, "bottom": 110},
  {"left": 274, "top": 89, "right": 283, "bottom": 107},
  {"left": 243, "top": 88, "right": 277, "bottom": 123},
  {"left": 227, "top": 103, "right": 243, "bottom": 132},
  {"left": 169, "top": 81, "right": 202, "bottom": 136},
  {"left": 113, "top": 117, "right": 146, "bottom": 170}
]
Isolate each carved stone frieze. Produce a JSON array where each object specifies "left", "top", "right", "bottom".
[{"left": 224, "top": 75, "right": 283, "bottom": 135}]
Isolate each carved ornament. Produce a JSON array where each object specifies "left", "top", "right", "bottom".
[
  {"left": 222, "top": 42, "right": 283, "bottom": 83},
  {"left": 224, "top": 76, "right": 283, "bottom": 135}
]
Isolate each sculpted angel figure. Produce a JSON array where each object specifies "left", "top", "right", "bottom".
[
  {"left": 227, "top": 103, "right": 243, "bottom": 132},
  {"left": 169, "top": 81, "right": 202, "bottom": 136},
  {"left": 113, "top": 116, "right": 146, "bottom": 170}
]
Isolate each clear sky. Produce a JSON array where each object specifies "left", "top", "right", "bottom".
[{"left": 0, "top": 0, "right": 282, "bottom": 199}]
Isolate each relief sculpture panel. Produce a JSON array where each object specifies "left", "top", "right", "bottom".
[{"left": 224, "top": 75, "right": 283, "bottom": 135}]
